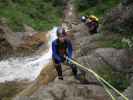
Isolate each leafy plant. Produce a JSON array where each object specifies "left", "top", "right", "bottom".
[
  {"left": 96, "top": 65, "right": 130, "bottom": 91},
  {"left": 74, "top": 0, "right": 121, "bottom": 17},
  {"left": 0, "top": 0, "right": 64, "bottom": 31}
]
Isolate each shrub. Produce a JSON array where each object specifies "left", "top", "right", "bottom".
[
  {"left": 75, "top": 0, "right": 98, "bottom": 11},
  {"left": 0, "top": 0, "right": 64, "bottom": 31}
]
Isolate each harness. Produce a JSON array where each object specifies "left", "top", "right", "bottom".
[{"left": 56, "top": 39, "right": 68, "bottom": 56}]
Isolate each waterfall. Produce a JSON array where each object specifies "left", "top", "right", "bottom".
[{"left": 0, "top": 27, "right": 57, "bottom": 82}]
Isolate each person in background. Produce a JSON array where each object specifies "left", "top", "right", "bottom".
[
  {"left": 80, "top": 15, "right": 99, "bottom": 34},
  {"left": 52, "top": 27, "right": 77, "bottom": 80}
]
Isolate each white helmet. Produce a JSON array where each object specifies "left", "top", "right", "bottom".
[{"left": 80, "top": 16, "right": 87, "bottom": 22}]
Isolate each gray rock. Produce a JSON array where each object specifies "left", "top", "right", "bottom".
[
  {"left": 77, "top": 54, "right": 107, "bottom": 82},
  {"left": 101, "top": 2, "right": 133, "bottom": 34},
  {"left": 94, "top": 48, "right": 132, "bottom": 72},
  {"left": 74, "top": 33, "right": 104, "bottom": 57},
  {"left": 73, "top": 23, "right": 89, "bottom": 37},
  {"left": 14, "top": 82, "right": 110, "bottom": 100},
  {"left": 12, "top": 1, "right": 133, "bottom": 100}
]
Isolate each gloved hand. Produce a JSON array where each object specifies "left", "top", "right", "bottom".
[
  {"left": 63, "top": 55, "right": 72, "bottom": 64},
  {"left": 66, "top": 59, "right": 71, "bottom": 64},
  {"left": 60, "top": 55, "right": 66, "bottom": 62},
  {"left": 65, "top": 56, "right": 72, "bottom": 65}
]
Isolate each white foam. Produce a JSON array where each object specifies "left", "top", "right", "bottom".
[{"left": 0, "top": 27, "right": 57, "bottom": 82}]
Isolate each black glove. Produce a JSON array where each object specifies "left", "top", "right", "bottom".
[{"left": 60, "top": 55, "right": 66, "bottom": 62}]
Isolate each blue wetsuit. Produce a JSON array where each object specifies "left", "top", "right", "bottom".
[
  {"left": 52, "top": 39, "right": 73, "bottom": 64},
  {"left": 52, "top": 38, "right": 78, "bottom": 80}
]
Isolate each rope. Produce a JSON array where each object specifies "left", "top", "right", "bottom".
[
  {"left": 66, "top": 56, "right": 129, "bottom": 100},
  {"left": 98, "top": 78, "right": 116, "bottom": 100}
]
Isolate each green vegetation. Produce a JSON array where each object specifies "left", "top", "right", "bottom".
[
  {"left": 91, "top": 33, "right": 131, "bottom": 49},
  {"left": 74, "top": 0, "right": 133, "bottom": 48},
  {"left": 96, "top": 65, "right": 130, "bottom": 91},
  {"left": 97, "top": 37, "right": 129, "bottom": 49},
  {"left": 0, "top": 0, "right": 65, "bottom": 31},
  {"left": 74, "top": 0, "right": 132, "bottom": 92},
  {"left": 74, "top": 0, "right": 121, "bottom": 17}
]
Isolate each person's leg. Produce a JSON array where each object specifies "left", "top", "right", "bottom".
[
  {"left": 67, "top": 63, "right": 77, "bottom": 77},
  {"left": 55, "top": 64, "right": 63, "bottom": 80},
  {"left": 65, "top": 60, "right": 88, "bottom": 83},
  {"left": 53, "top": 58, "right": 63, "bottom": 80}
]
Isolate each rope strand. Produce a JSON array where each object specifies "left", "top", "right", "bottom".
[{"left": 66, "top": 57, "right": 129, "bottom": 100}]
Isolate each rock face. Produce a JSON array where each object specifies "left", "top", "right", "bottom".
[
  {"left": 13, "top": 0, "right": 133, "bottom": 100},
  {"left": 13, "top": 29, "right": 133, "bottom": 100},
  {"left": 15, "top": 82, "right": 109, "bottom": 100},
  {"left": 98, "top": 0, "right": 133, "bottom": 98},
  {"left": 0, "top": 18, "right": 49, "bottom": 60},
  {"left": 14, "top": 30, "right": 133, "bottom": 99},
  {"left": 13, "top": 62, "right": 110, "bottom": 100},
  {"left": 0, "top": 18, "right": 15, "bottom": 59},
  {"left": 94, "top": 48, "right": 132, "bottom": 72},
  {"left": 101, "top": 0, "right": 133, "bottom": 34}
]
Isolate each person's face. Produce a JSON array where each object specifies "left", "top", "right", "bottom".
[{"left": 58, "top": 35, "right": 66, "bottom": 42}]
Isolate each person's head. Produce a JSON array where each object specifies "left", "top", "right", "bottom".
[
  {"left": 56, "top": 27, "right": 66, "bottom": 42},
  {"left": 80, "top": 16, "right": 87, "bottom": 23}
]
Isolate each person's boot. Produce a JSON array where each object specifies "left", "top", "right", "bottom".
[
  {"left": 70, "top": 64, "right": 78, "bottom": 79},
  {"left": 55, "top": 64, "right": 63, "bottom": 80},
  {"left": 58, "top": 76, "right": 63, "bottom": 80}
]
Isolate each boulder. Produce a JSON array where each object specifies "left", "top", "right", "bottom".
[
  {"left": 94, "top": 48, "right": 133, "bottom": 72},
  {"left": 101, "top": 1, "right": 133, "bottom": 34},
  {"left": 14, "top": 82, "right": 110, "bottom": 100}
]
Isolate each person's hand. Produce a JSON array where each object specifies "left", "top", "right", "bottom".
[
  {"left": 67, "top": 59, "right": 71, "bottom": 64},
  {"left": 65, "top": 56, "right": 71, "bottom": 64},
  {"left": 63, "top": 55, "right": 67, "bottom": 59},
  {"left": 60, "top": 55, "right": 66, "bottom": 62}
]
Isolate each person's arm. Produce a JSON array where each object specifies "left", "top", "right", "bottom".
[
  {"left": 52, "top": 41, "right": 62, "bottom": 63},
  {"left": 67, "top": 40, "right": 73, "bottom": 59}
]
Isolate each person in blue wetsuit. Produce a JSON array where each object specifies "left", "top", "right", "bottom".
[{"left": 52, "top": 27, "right": 77, "bottom": 80}]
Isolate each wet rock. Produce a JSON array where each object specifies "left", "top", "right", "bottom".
[
  {"left": 94, "top": 48, "right": 133, "bottom": 72},
  {"left": 0, "top": 18, "right": 49, "bottom": 60},
  {"left": 77, "top": 54, "right": 107, "bottom": 83},
  {"left": 72, "top": 23, "right": 89, "bottom": 35},
  {"left": 12, "top": 0, "right": 133, "bottom": 100},
  {"left": 101, "top": 2, "right": 133, "bottom": 34},
  {"left": 14, "top": 82, "right": 110, "bottom": 100},
  {"left": 24, "top": 24, "right": 36, "bottom": 36},
  {"left": 74, "top": 33, "right": 104, "bottom": 57}
]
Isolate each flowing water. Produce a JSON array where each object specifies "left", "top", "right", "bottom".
[{"left": 0, "top": 27, "right": 57, "bottom": 82}]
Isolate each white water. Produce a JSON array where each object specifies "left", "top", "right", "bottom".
[{"left": 0, "top": 27, "right": 57, "bottom": 82}]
